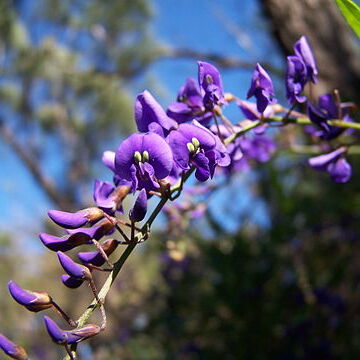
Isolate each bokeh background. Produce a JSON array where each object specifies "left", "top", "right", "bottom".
[{"left": 1, "top": 0, "right": 360, "bottom": 359}]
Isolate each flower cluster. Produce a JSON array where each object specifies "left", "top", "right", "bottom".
[{"left": 1, "top": 35, "right": 358, "bottom": 359}]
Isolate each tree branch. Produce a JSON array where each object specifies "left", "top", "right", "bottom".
[{"left": 0, "top": 119, "right": 74, "bottom": 210}]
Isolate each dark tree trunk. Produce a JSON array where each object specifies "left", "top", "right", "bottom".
[{"left": 261, "top": 0, "right": 360, "bottom": 102}]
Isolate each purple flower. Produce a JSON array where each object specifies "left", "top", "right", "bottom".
[
  {"left": 115, "top": 132, "right": 173, "bottom": 192},
  {"left": 247, "top": 63, "right": 276, "bottom": 113},
  {"left": 167, "top": 123, "right": 218, "bottom": 181},
  {"left": 8, "top": 281, "right": 52, "bottom": 312},
  {"left": 307, "top": 94, "right": 352, "bottom": 140},
  {"left": 286, "top": 55, "right": 308, "bottom": 104},
  {"left": 294, "top": 35, "right": 318, "bottom": 83},
  {"left": 129, "top": 189, "right": 147, "bottom": 223},
  {"left": 198, "top": 61, "right": 225, "bottom": 110},
  {"left": 167, "top": 78, "right": 212, "bottom": 124},
  {"left": 240, "top": 136, "right": 276, "bottom": 163},
  {"left": 61, "top": 275, "right": 84, "bottom": 289},
  {"left": 57, "top": 252, "right": 92, "bottom": 280},
  {"left": 47, "top": 208, "right": 104, "bottom": 229},
  {"left": 308, "top": 147, "right": 352, "bottom": 183},
  {"left": 0, "top": 334, "right": 28, "bottom": 360},
  {"left": 78, "top": 239, "right": 118, "bottom": 266},
  {"left": 135, "top": 90, "right": 177, "bottom": 136},
  {"left": 43, "top": 316, "right": 101, "bottom": 345}
]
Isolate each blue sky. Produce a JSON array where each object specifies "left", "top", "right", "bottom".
[{"left": 0, "top": 0, "right": 284, "bottom": 245}]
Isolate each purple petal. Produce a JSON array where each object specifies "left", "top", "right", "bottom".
[
  {"left": 102, "top": 151, "right": 116, "bottom": 172},
  {"left": 135, "top": 90, "right": 177, "bottom": 133},
  {"left": 198, "top": 61, "right": 224, "bottom": 98},
  {"left": 115, "top": 132, "right": 173, "bottom": 181},
  {"left": 0, "top": 334, "right": 28, "bottom": 360},
  {"left": 48, "top": 210, "right": 88, "bottom": 229},
  {"left": 328, "top": 158, "right": 352, "bottom": 183},
  {"left": 61, "top": 275, "right": 84, "bottom": 289},
  {"left": 247, "top": 63, "right": 276, "bottom": 112},
  {"left": 294, "top": 35, "right": 318, "bottom": 83},
  {"left": 167, "top": 102, "right": 194, "bottom": 123},
  {"left": 318, "top": 94, "right": 338, "bottom": 119},
  {"left": 115, "top": 133, "right": 144, "bottom": 180},
  {"left": 141, "top": 132, "right": 174, "bottom": 178},
  {"left": 178, "top": 78, "right": 203, "bottom": 104},
  {"left": 129, "top": 189, "right": 148, "bottom": 222},
  {"left": 285, "top": 56, "right": 307, "bottom": 104},
  {"left": 308, "top": 148, "right": 346, "bottom": 171},
  {"left": 192, "top": 152, "right": 210, "bottom": 182},
  {"left": 57, "top": 252, "right": 91, "bottom": 280},
  {"left": 93, "top": 180, "right": 116, "bottom": 211},
  {"left": 43, "top": 316, "right": 68, "bottom": 344}
]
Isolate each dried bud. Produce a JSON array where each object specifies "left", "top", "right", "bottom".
[
  {"left": 8, "top": 281, "right": 52, "bottom": 312},
  {"left": 70, "top": 324, "right": 101, "bottom": 339},
  {"left": 78, "top": 239, "right": 118, "bottom": 266},
  {"left": 61, "top": 275, "right": 85, "bottom": 289},
  {"left": 57, "top": 252, "right": 92, "bottom": 280},
  {"left": 129, "top": 189, "right": 147, "bottom": 223},
  {"left": 0, "top": 334, "right": 28, "bottom": 360}
]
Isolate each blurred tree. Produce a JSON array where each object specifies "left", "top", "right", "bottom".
[
  {"left": 0, "top": 0, "right": 155, "bottom": 209},
  {"left": 261, "top": 0, "right": 360, "bottom": 102}
]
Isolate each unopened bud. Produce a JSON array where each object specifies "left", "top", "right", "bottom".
[
  {"left": 78, "top": 239, "right": 118, "bottom": 266},
  {"left": 57, "top": 252, "right": 92, "bottom": 280},
  {"left": 8, "top": 281, "right": 52, "bottom": 312},
  {"left": 0, "top": 334, "right": 28, "bottom": 360}
]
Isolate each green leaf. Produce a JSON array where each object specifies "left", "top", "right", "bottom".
[{"left": 335, "top": 0, "right": 360, "bottom": 38}]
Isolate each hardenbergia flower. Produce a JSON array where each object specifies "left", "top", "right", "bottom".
[
  {"left": 115, "top": 132, "right": 174, "bottom": 192},
  {"left": 308, "top": 147, "right": 352, "bottom": 183},
  {"left": 247, "top": 63, "right": 276, "bottom": 113}
]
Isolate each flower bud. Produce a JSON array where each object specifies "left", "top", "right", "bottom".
[
  {"left": 48, "top": 208, "right": 104, "bottom": 229},
  {"left": 129, "top": 189, "right": 147, "bottom": 223},
  {"left": 61, "top": 275, "right": 84, "bottom": 289},
  {"left": 39, "top": 232, "right": 92, "bottom": 252},
  {"left": 44, "top": 316, "right": 100, "bottom": 345},
  {"left": 57, "top": 252, "right": 92, "bottom": 280},
  {"left": 8, "top": 281, "right": 52, "bottom": 312},
  {"left": 78, "top": 239, "right": 118, "bottom": 266},
  {"left": 65, "top": 218, "right": 116, "bottom": 241},
  {"left": 0, "top": 334, "right": 28, "bottom": 360},
  {"left": 43, "top": 316, "right": 78, "bottom": 345}
]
